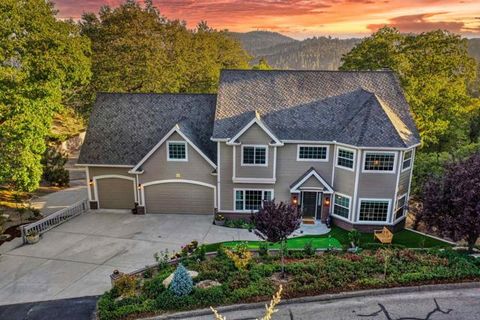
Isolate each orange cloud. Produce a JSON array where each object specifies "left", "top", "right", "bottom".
[{"left": 368, "top": 12, "right": 472, "bottom": 33}]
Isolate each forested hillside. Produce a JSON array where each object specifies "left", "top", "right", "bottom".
[{"left": 232, "top": 31, "right": 480, "bottom": 71}]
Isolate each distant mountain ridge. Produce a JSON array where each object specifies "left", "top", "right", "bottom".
[{"left": 230, "top": 31, "right": 480, "bottom": 71}]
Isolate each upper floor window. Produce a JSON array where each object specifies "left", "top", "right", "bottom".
[
  {"left": 359, "top": 200, "right": 390, "bottom": 222},
  {"left": 402, "top": 150, "right": 412, "bottom": 171},
  {"left": 242, "top": 145, "right": 267, "bottom": 166},
  {"left": 167, "top": 141, "right": 187, "bottom": 161},
  {"left": 363, "top": 152, "right": 395, "bottom": 172},
  {"left": 336, "top": 147, "right": 355, "bottom": 170},
  {"left": 297, "top": 145, "right": 328, "bottom": 161},
  {"left": 235, "top": 189, "right": 273, "bottom": 211},
  {"left": 333, "top": 194, "right": 351, "bottom": 219},
  {"left": 395, "top": 195, "right": 407, "bottom": 220}
]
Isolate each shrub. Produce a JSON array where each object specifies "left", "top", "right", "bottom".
[
  {"left": 303, "top": 240, "right": 315, "bottom": 256},
  {"left": 114, "top": 274, "right": 137, "bottom": 298},
  {"left": 225, "top": 242, "right": 253, "bottom": 270},
  {"left": 154, "top": 249, "right": 170, "bottom": 270},
  {"left": 195, "top": 244, "right": 206, "bottom": 261},
  {"left": 155, "top": 290, "right": 194, "bottom": 310},
  {"left": 41, "top": 146, "right": 69, "bottom": 186},
  {"left": 258, "top": 242, "right": 269, "bottom": 257},
  {"left": 227, "top": 271, "right": 252, "bottom": 290},
  {"left": 191, "top": 286, "right": 227, "bottom": 306},
  {"left": 169, "top": 264, "right": 193, "bottom": 297},
  {"left": 348, "top": 229, "right": 361, "bottom": 247}
]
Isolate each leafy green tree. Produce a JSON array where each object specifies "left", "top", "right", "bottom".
[
  {"left": 341, "top": 27, "right": 478, "bottom": 152},
  {"left": 0, "top": 0, "right": 91, "bottom": 192},
  {"left": 81, "top": 0, "right": 249, "bottom": 103},
  {"left": 253, "top": 58, "right": 273, "bottom": 70}
]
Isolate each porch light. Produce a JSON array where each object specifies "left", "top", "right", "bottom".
[
  {"left": 137, "top": 184, "right": 142, "bottom": 190},
  {"left": 89, "top": 179, "right": 93, "bottom": 186},
  {"left": 324, "top": 197, "right": 330, "bottom": 206},
  {"left": 292, "top": 195, "right": 298, "bottom": 205}
]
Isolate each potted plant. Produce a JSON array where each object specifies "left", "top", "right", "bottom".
[
  {"left": 214, "top": 213, "right": 225, "bottom": 226},
  {"left": 26, "top": 230, "right": 40, "bottom": 244}
]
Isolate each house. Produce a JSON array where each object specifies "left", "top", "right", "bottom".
[{"left": 78, "top": 70, "right": 420, "bottom": 232}]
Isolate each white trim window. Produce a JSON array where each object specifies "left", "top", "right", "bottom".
[
  {"left": 394, "top": 194, "right": 407, "bottom": 220},
  {"left": 167, "top": 141, "right": 187, "bottom": 161},
  {"left": 336, "top": 147, "right": 355, "bottom": 170},
  {"left": 363, "top": 152, "right": 396, "bottom": 173},
  {"left": 358, "top": 199, "right": 390, "bottom": 222},
  {"left": 402, "top": 150, "right": 413, "bottom": 171},
  {"left": 297, "top": 145, "right": 329, "bottom": 162},
  {"left": 333, "top": 193, "right": 351, "bottom": 219},
  {"left": 241, "top": 145, "right": 268, "bottom": 166},
  {"left": 235, "top": 189, "right": 273, "bottom": 211}
]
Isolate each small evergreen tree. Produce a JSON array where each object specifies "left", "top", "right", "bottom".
[{"left": 169, "top": 263, "right": 193, "bottom": 296}]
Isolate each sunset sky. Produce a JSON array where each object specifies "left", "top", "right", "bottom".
[{"left": 55, "top": 0, "right": 480, "bottom": 39}]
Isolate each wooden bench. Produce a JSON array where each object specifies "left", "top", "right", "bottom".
[{"left": 374, "top": 227, "right": 393, "bottom": 244}]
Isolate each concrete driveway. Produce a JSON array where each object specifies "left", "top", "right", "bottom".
[{"left": 0, "top": 211, "right": 258, "bottom": 306}]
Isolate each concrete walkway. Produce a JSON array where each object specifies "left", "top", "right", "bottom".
[{"left": 0, "top": 211, "right": 259, "bottom": 305}]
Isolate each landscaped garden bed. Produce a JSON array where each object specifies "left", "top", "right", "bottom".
[{"left": 97, "top": 245, "right": 479, "bottom": 320}]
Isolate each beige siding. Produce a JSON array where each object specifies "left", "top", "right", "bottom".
[
  {"left": 138, "top": 132, "right": 216, "bottom": 186},
  {"left": 144, "top": 183, "right": 214, "bottom": 214},
  {"left": 88, "top": 167, "right": 134, "bottom": 201},
  {"left": 234, "top": 124, "right": 274, "bottom": 179},
  {"left": 275, "top": 144, "right": 334, "bottom": 203},
  {"left": 356, "top": 150, "right": 399, "bottom": 199},
  {"left": 97, "top": 177, "right": 135, "bottom": 209},
  {"left": 301, "top": 176, "right": 324, "bottom": 188},
  {"left": 333, "top": 168, "right": 355, "bottom": 196}
]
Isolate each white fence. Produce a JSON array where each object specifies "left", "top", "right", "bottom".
[{"left": 21, "top": 199, "right": 88, "bottom": 244}]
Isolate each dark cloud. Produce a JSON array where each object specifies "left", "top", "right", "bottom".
[{"left": 367, "top": 12, "right": 476, "bottom": 33}]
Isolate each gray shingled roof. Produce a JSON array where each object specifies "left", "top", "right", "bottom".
[
  {"left": 78, "top": 93, "right": 216, "bottom": 166},
  {"left": 213, "top": 70, "right": 420, "bottom": 148}
]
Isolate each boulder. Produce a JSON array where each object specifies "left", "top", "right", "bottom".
[
  {"left": 162, "top": 270, "right": 198, "bottom": 288},
  {"left": 195, "top": 280, "right": 221, "bottom": 289}
]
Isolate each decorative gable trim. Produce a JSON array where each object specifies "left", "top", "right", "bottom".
[
  {"left": 226, "top": 112, "right": 283, "bottom": 146},
  {"left": 290, "top": 168, "right": 334, "bottom": 193},
  {"left": 130, "top": 124, "right": 216, "bottom": 173}
]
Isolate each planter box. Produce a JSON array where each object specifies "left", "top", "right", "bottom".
[
  {"left": 214, "top": 220, "right": 225, "bottom": 226},
  {"left": 26, "top": 234, "right": 40, "bottom": 244}
]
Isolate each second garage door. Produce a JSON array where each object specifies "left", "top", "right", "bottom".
[{"left": 144, "top": 182, "right": 214, "bottom": 214}]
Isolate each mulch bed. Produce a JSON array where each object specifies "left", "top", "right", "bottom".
[{"left": 0, "top": 223, "right": 30, "bottom": 246}]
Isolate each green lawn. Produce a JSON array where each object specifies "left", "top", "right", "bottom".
[{"left": 203, "top": 227, "right": 452, "bottom": 252}]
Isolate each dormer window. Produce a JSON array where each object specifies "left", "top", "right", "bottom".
[
  {"left": 241, "top": 145, "right": 267, "bottom": 166},
  {"left": 167, "top": 141, "right": 187, "bottom": 161}
]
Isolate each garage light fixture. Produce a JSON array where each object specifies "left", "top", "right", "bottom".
[
  {"left": 137, "top": 184, "right": 142, "bottom": 190},
  {"left": 89, "top": 179, "right": 93, "bottom": 185}
]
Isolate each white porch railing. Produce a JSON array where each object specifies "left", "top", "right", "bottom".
[{"left": 21, "top": 199, "right": 88, "bottom": 244}]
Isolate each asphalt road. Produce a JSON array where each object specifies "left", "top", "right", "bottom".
[
  {"left": 1, "top": 287, "right": 479, "bottom": 320},
  {"left": 0, "top": 296, "right": 98, "bottom": 320},
  {"left": 188, "top": 287, "right": 480, "bottom": 320}
]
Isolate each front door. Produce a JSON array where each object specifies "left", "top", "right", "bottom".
[{"left": 302, "top": 192, "right": 317, "bottom": 219}]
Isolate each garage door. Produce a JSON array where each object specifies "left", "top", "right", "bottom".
[
  {"left": 96, "top": 177, "right": 135, "bottom": 209},
  {"left": 144, "top": 183, "right": 214, "bottom": 214}
]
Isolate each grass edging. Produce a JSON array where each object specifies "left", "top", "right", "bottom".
[{"left": 141, "top": 281, "right": 480, "bottom": 320}]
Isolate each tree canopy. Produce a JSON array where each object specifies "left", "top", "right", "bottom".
[
  {"left": 415, "top": 152, "right": 480, "bottom": 252},
  {"left": 80, "top": 0, "right": 250, "bottom": 102},
  {"left": 0, "top": 0, "right": 91, "bottom": 191},
  {"left": 340, "top": 27, "right": 479, "bottom": 152}
]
